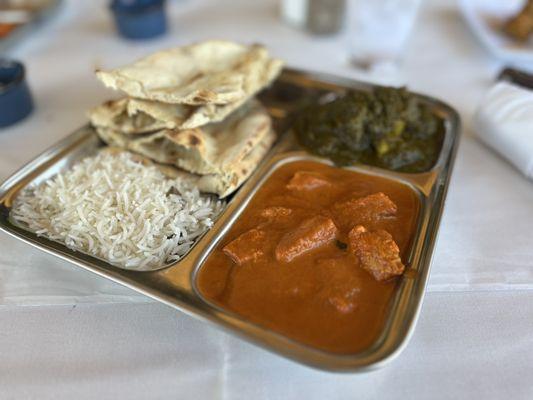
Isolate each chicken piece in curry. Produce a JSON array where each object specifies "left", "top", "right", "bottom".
[
  {"left": 275, "top": 215, "right": 338, "bottom": 262},
  {"left": 348, "top": 225, "right": 405, "bottom": 281},
  {"left": 197, "top": 161, "right": 420, "bottom": 353}
]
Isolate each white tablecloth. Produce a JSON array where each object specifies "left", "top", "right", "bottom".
[
  {"left": 2, "top": 291, "right": 533, "bottom": 400},
  {"left": 1, "top": 0, "right": 533, "bottom": 398}
]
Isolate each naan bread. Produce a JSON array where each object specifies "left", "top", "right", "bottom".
[
  {"left": 90, "top": 55, "right": 283, "bottom": 134},
  {"left": 153, "top": 129, "right": 276, "bottom": 198},
  {"left": 177, "top": 55, "right": 282, "bottom": 128},
  {"left": 95, "top": 40, "right": 282, "bottom": 105},
  {"left": 95, "top": 100, "right": 275, "bottom": 195},
  {"left": 196, "top": 129, "right": 275, "bottom": 197},
  {"left": 89, "top": 54, "right": 281, "bottom": 135},
  {"left": 89, "top": 98, "right": 172, "bottom": 134},
  {"left": 91, "top": 41, "right": 282, "bottom": 197},
  {"left": 97, "top": 129, "right": 275, "bottom": 198}
]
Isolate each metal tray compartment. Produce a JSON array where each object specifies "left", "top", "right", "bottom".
[{"left": 0, "top": 69, "right": 461, "bottom": 372}]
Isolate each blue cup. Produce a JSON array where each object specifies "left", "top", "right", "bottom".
[
  {"left": 110, "top": 0, "right": 167, "bottom": 40},
  {"left": 0, "top": 60, "right": 34, "bottom": 128}
]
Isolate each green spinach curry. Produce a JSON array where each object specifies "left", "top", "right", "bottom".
[{"left": 293, "top": 87, "right": 444, "bottom": 173}]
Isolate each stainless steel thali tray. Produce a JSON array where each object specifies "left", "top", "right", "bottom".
[{"left": 0, "top": 68, "right": 461, "bottom": 372}]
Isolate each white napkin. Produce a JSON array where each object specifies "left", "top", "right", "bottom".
[{"left": 475, "top": 81, "right": 533, "bottom": 179}]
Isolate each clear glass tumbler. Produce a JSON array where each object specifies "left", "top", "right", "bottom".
[{"left": 347, "top": 0, "right": 422, "bottom": 70}]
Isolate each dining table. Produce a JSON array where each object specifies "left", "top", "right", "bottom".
[{"left": 1, "top": 0, "right": 533, "bottom": 398}]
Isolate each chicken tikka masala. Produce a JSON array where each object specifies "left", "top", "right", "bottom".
[{"left": 197, "top": 160, "right": 420, "bottom": 353}]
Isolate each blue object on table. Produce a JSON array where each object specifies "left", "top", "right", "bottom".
[
  {"left": 110, "top": 0, "right": 167, "bottom": 40},
  {"left": 0, "top": 60, "right": 34, "bottom": 129}
]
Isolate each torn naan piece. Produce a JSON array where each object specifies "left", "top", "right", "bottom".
[
  {"left": 90, "top": 55, "right": 283, "bottom": 134},
  {"left": 161, "top": 100, "right": 272, "bottom": 175},
  {"left": 196, "top": 129, "right": 275, "bottom": 197},
  {"left": 97, "top": 127, "right": 275, "bottom": 198},
  {"left": 89, "top": 98, "right": 170, "bottom": 134},
  {"left": 96, "top": 99, "right": 274, "bottom": 180},
  {"left": 89, "top": 98, "right": 188, "bottom": 134},
  {"left": 156, "top": 129, "right": 276, "bottom": 198},
  {"left": 177, "top": 55, "right": 283, "bottom": 128},
  {"left": 95, "top": 40, "right": 283, "bottom": 105}
]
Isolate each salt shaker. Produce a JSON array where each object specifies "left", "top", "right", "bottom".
[{"left": 281, "top": 0, "right": 346, "bottom": 35}]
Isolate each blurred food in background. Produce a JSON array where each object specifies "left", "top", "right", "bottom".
[
  {"left": 0, "top": 0, "right": 32, "bottom": 38},
  {"left": 504, "top": 0, "right": 533, "bottom": 42},
  {"left": 0, "top": 0, "right": 62, "bottom": 50},
  {"left": 458, "top": 0, "right": 533, "bottom": 65}
]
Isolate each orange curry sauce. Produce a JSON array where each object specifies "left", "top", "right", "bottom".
[{"left": 197, "top": 160, "right": 420, "bottom": 353}]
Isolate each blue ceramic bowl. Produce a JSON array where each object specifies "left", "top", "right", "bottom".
[
  {"left": 110, "top": 0, "right": 167, "bottom": 40},
  {"left": 0, "top": 60, "right": 34, "bottom": 129}
]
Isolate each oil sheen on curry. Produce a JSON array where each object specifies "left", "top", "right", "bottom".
[{"left": 197, "top": 161, "right": 420, "bottom": 353}]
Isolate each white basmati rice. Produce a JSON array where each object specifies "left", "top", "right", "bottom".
[{"left": 11, "top": 150, "right": 225, "bottom": 270}]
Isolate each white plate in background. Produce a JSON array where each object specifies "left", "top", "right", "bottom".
[{"left": 458, "top": 0, "right": 533, "bottom": 64}]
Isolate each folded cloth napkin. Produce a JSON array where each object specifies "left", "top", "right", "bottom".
[{"left": 475, "top": 81, "right": 533, "bottom": 178}]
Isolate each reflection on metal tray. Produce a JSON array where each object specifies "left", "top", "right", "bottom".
[
  {"left": 0, "top": 68, "right": 461, "bottom": 372},
  {"left": 0, "top": 0, "right": 62, "bottom": 53}
]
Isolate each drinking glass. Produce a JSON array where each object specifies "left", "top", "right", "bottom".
[{"left": 347, "top": 0, "right": 422, "bottom": 70}]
